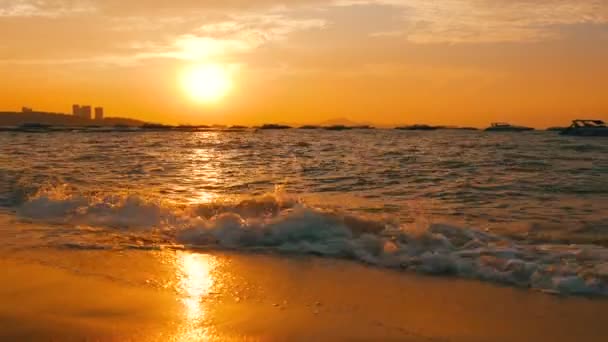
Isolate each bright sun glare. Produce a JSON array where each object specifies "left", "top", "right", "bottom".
[{"left": 181, "top": 64, "right": 232, "bottom": 103}]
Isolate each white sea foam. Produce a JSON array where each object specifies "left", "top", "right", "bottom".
[{"left": 14, "top": 192, "right": 608, "bottom": 296}]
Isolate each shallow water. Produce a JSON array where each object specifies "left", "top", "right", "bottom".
[{"left": 1, "top": 129, "right": 607, "bottom": 295}]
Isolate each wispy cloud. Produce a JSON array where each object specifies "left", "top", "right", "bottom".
[
  {"left": 116, "top": 13, "right": 326, "bottom": 63},
  {"left": 356, "top": 0, "right": 608, "bottom": 43},
  {"left": 0, "top": 0, "right": 95, "bottom": 17},
  {"left": 0, "top": 8, "right": 326, "bottom": 66},
  {"left": 1, "top": 0, "right": 606, "bottom": 68}
]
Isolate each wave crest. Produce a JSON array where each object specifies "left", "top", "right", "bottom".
[{"left": 14, "top": 192, "right": 608, "bottom": 296}]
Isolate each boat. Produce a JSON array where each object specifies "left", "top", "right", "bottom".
[
  {"left": 19, "top": 123, "right": 52, "bottom": 129},
  {"left": 395, "top": 124, "right": 442, "bottom": 131},
  {"left": 141, "top": 123, "right": 174, "bottom": 130},
  {"left": 324, "top": 125, "right": 353, "bottom": 131},
  {"left": 298, "top": 125, "right": 321, "bottom": 130},
  {"left": 259, "top": 124, "right": 292, "bottom": 130},
  {"left": 560, "top": 120, "right": 608, "bottom": 136},
  {"left": 15, "top": 123, "right": 54, "bottom": 132},
  {"left": 485, "top": 123, "right": 534, "bottom": 132}
]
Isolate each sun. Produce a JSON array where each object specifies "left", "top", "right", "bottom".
[{"left": 181, "top": 64, "right": 232, "bottom": 103}]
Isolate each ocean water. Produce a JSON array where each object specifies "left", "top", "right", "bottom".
[{"left": 1, "top": 129, "right": 607, "bottom": 295}]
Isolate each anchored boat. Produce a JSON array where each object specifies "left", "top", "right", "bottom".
[
  {"left": 485, "top": 122, "right": 534, "bottom": 132},
  {"left": 560, "top": 120, "right": 608, "bottom": 136}
]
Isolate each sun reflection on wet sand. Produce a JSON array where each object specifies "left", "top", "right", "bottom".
[{"left": 173, "top": 252, "right": 218, "bottom": 341}]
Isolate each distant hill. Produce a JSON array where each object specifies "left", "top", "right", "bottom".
[{"left": 0, "top": 111, "right": 145, "bottom": 127}]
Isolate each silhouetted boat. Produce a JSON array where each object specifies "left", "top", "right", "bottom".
[
  {"left": 485, "top": 123, "right": 534, "bottom": 132},
  {"left": 141, "top": 123, "right": 174, "bottom": 130},
  {"left": 325, "top": 125, "right": 353, "bottom": 131},
  {"left": 560, "top": 120, "right": 608, "bottom": 136},
  {"left": 259, "top": 124, "right": 292, "bottom": 130},
  {"left": 395, "top": 125, "right": 441, "bottom": 131},
  {"left": 19, "top": 123, "right": 52, "bottom": 129},
  {"left": 299, "top": 125, "right": 321, "bottom": 129},
  {"left": 16, "top": 123, "right": 54, "bottom": 132}
]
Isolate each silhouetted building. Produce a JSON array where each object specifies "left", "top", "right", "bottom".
[
  {"left": 72, "top": 104, "right": 81, "bottom": 117},
  {"left": 81, "top": 106, "right": 92, "bottom": 120},
  {"left": 94, "top": 107, "right": 104, "bottom": 121},
  {"left": 22, "top": 107, "right": 33, "bottom": 113}
]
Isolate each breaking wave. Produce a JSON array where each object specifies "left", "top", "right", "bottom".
[{"left": 13, "top": 191, "right": 608, "bottom": 297}]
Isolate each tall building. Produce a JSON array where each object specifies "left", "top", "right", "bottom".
[
  {"left": 94, "top": 107, "right": 104, "bottom": 121},
  {"left": 81, "top": 106, "right": 92, "bottom": 120},
  {"left": 72, "top": 104, "right": 81, "bottom": 117}
]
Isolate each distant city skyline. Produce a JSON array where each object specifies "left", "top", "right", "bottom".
[{"left": 0, "top": 0, "right": 607, "bottom": 127}]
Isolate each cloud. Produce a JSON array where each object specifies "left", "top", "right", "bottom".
[
  {"left": 102, "top": 13, "right": 326, "bottom": 65},
  {"left": 1, "top": 0, "right": 606, "bottom": 68},
  {"left": 357, "top": 0, "right": 608, "bottom": 43},
  {"left": 0, "top": 7, "right": 326, "bottom": 66},
  {"left": 0, "top": 0, "right": 95, "bottom": 17}
]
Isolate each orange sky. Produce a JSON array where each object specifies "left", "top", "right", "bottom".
[{"left": 1, "top": 0, "right": 607, "bottom": 127}]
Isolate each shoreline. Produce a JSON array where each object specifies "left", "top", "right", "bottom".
[{"left": 1, "top": 249, "right": 607, "bottom": 341}]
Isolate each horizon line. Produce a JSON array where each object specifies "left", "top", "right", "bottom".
[{"left": 1, "top": 108, "right": 605, "bottom": 130}]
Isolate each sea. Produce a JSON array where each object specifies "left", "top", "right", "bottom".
[{"left": 1, "top": 128, "right": 607, "bottom": 296}]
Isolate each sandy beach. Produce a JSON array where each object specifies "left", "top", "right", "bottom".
[{"left": 1, "top": 249, "right": 606, "bottom": 342}]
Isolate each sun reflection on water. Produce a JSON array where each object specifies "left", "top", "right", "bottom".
[{"left": 174, "top": 252, "right": 218, "bottom": 341}]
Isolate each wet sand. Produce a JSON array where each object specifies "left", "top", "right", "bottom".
[{"left": 1, "top": 250, "right": 607, "bottom": 341}]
